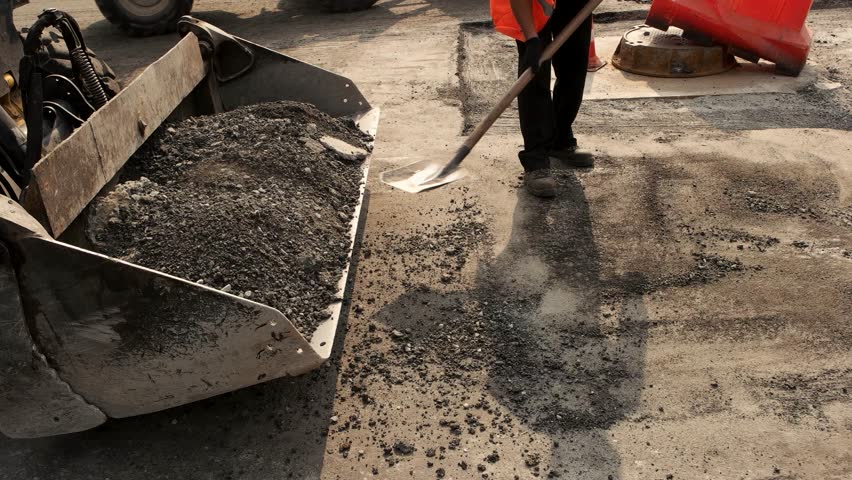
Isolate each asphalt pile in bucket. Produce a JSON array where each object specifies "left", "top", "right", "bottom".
[{"left": 86, "top": 101, "right": 372, "bottom": 337}]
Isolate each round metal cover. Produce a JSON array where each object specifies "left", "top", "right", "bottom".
[{"left": 612, "top": 25, "right": 737, "bottom": 78}]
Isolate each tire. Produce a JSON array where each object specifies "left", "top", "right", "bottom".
[
  {"left": 94, "top": 0, "right": 194, "bottom": 37},
  {"left": 323, "top": 0, "right": 379, "bottom": 13}
]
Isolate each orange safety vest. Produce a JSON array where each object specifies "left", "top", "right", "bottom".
[{"left": 490, "top": 0, "right": 555, "bottom": 41}]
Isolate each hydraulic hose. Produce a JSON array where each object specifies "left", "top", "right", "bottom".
[
  {"left": 22, "top": 9, "right": 109, "bottom": 110},
  {"left": 69, "top": 47, "right": 108, "bottom": 108},
  {"left": 19, "top": 9, "right": 111, "bottom": 172}
]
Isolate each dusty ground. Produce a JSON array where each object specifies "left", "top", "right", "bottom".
[{"left": 2, "top": 0, "right": 851, "bottom": 479}]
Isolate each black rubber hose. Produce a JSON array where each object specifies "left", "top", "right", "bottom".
[
  {"left": 59, "top": 12, "right": 110, "bottom": 108},
  {"left": 69, "top": 47, "right": 108, "bottom": 108},
  {"left": 20, "top": 14, "right": 55, "bottom": 171},
  {"left": 22, "top": 10, "right": 110, "bottom": 109}
]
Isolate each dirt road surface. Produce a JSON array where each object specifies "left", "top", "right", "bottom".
[{"left": 2, "top": 1, "right": 851, "bottom": 479}]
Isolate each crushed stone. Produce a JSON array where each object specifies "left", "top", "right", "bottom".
[{"left": 87, "top": 101, "right": 371, "bottom": 338}]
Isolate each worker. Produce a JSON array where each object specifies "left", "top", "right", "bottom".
[{"left": 492, "top": 0, "right": 594, "bottom": 197}]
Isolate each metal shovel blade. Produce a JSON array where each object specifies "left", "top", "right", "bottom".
[{"left": 380, "top": 159, "right": 467, "bottom": 193}]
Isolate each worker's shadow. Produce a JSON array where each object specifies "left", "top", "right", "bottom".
[
  {"left": 479, "top": 170, "right": 648, "bottom": 478},
  {"left": 373, "top": 171, "right": 649, "bottom": 478}
]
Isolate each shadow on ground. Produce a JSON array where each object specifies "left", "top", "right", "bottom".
[
  {"left": 370, "top": 172, "right": 650, "bottom": 478},
  {"left": 59, "top": 0, "right": 485, "bottom": 83},
  {"left": 478, "top": 173, "right": 649, "bottom": 478},
  {"left": 80, "top": 0, "right": 486, "bottom": 49},
  {"left": 2, "top": 362, "right": 337, "bottom": 479}
]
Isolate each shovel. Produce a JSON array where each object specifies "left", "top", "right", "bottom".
[{"left": 380, "top": 0, "right": 604, "bottom": 193}]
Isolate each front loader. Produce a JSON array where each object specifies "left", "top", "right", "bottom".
[{"left": 0, "top": 4, "right": 377, "bottom": 438}]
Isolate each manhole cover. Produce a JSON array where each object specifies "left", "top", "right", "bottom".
[{"left": 612, "top": 25, "right": 737, "bottom": 78}]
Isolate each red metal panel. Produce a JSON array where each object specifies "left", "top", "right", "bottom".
[{"left": 646, "top": 0, "right": 814, "bottom": 75}]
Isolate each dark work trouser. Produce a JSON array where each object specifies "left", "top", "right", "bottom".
[{"left": 516, "top": 3, "right": 592, "bottom": 172}]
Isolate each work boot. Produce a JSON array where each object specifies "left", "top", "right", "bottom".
[
  {"left": 523, "top": 169, "right": 557, "bottom": 198},
  {"left": 549, "top": 146, "right": 595, "bottom": 168}
]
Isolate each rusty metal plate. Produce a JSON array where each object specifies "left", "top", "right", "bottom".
[
  {"left": 612, "top": 25, "right": 737, "bottom": 78},
  {"left": 23, "top": 33, "right": 207, "bottom": 238},
  {"left": 11, "top": 232, "right": 324, "bottom": 419}
]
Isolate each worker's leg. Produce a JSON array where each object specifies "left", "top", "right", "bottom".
[
  {"left": 550, "top": 5, "right": 592, "bottom": 151},
  {"left": 516, "top": 22, "right": 555, "bottom": 172}
]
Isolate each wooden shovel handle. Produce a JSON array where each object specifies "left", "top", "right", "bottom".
[{"left": 440, "top": 0, "right": 603, "bottom": 176}]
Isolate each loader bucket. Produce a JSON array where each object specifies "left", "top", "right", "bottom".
[{"left": 0, "top": 18, "right": 378, "bottom": 438}]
